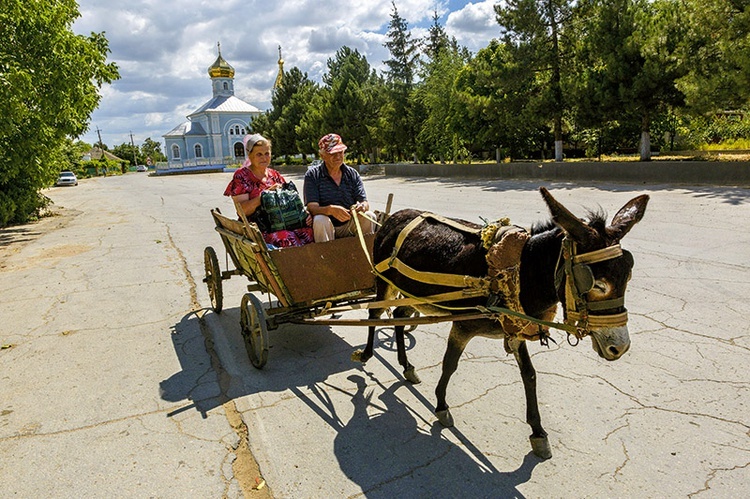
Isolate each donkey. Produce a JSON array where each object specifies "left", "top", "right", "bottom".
[{"left": 353, "top": 187, "right": 649, "bottom": 458}]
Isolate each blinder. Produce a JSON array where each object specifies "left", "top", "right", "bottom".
[
  {"left": 572, "top": 264, "right": 594, "bottom": 293},
  {"left": 556, "top": 237, "right": 629, "bottom": 339}
]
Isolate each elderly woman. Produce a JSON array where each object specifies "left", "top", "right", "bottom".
[{"left": 224, "top": 134, "right": 313, "bottom": 248}]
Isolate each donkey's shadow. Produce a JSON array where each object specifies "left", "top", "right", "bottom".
[{"left": 334, "top": 374, "right": 540, "bottom": 498}]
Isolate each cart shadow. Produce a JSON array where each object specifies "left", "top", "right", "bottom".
[
  {"left": 159, "top": 306, "right": 407, "bottom": 417},
  {"left": 160, "top": 308, "right": 540, "bottom": 495},
  {"left": 333, "top": 374, "right": 540, "bottom": 497}
]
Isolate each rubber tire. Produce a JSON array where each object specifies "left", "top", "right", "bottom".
[
  {"left": 204, "top": 246, "right": 223, "bottom": 313},
  {"left": 240, "top": 293, "right": 269, "bottom": 369}
]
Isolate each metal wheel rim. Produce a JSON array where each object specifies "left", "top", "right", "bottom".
[
  {"left": 204, "top": 246, "right": 223, "bottom": 313},
  {"left": 240, "top": 293, "right": 268, "bottom": 369}
]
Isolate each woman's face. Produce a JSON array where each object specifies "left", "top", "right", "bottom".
[{"left": 248, "top": 144, "right": 271, "bottom": 169}]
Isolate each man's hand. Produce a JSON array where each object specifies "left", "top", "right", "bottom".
[{"left": 329, "top": 205, "right": 351, "bottom": 222}]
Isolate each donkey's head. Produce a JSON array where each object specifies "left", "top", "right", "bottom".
[{"left": 540, "top": 187, "right": 649, "bottom": 361}]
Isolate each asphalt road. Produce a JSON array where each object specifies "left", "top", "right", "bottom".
[{"left": 1, "top": 171, "right": 748, "bottom": 498}]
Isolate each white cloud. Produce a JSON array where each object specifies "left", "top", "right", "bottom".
[{"left": 74, "top": 0, "right": 497, "bottom": 148}]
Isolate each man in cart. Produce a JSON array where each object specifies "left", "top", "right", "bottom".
[{"left": 303, "top": 133, "right": 376, "bottom": 242}]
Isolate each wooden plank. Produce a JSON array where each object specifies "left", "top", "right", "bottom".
[{"left": 268, "top": 234, "right": 376, "bottom": 305}]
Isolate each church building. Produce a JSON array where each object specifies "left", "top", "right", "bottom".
[{"left": 162, "top": 44, "right": 263, "bottom": 170}]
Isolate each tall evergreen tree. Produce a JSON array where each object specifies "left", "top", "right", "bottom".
[
  {"left": 382, "top": 1, "right": 420, "bottom": 161},
  {"left": 678, "top": 0, "right": 750, "bottom": 113},
  {"left": 318, "top": 47, "right": 381, "bottom": 162},
  {"left": 496, "top": 0, "right": 574, "bottom": 161},
  {"left": 572, "top": 0, "right": 686, "bottom": 160},
  {"left": 270, "top": 67, "right": 314, "bottom": 160}
]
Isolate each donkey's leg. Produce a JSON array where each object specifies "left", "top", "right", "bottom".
[
  {"left": 510, "top": 338, "right": 552, "bottom": 459},
  {"left": 352, "top": 281, "right": 394, "bottom": 364},
  {"left": 434, "top": 321, "right": 472, "bottom": 427},
  {"left": 393, "top": 306, "right": 420, "bottom": 384}
]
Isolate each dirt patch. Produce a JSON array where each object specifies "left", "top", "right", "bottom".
[{"left": 0, "top": 207, "right": 79, "bottom": 269}]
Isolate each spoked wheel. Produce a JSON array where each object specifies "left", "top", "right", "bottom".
[
  {"left": 204, "top": 246, "right": 223, "bottom": 313},
  {"left": 240, "top": 293, "right": 269, "bottom": 369},
  {"left": 405, "top": 310, "right": 420, "bottom": 332}
]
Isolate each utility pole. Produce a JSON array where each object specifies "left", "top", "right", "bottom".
[
  {"left": 130, "top": 131, "right": 138, "bottom": 166},
  {"left": 96, "top": 127, "right": 104, "bottom": 150}
]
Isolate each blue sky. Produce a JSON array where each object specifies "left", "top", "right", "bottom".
[{"left": 73, "top": 0, "right": 502, "bottom": 149}]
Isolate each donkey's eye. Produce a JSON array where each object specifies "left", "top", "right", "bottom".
[{"left": 592, "top": 280, "right": 609, "bottom": 294}]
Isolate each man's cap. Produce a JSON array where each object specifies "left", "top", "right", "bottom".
[{"left": 318, "top": 133, "right": 347, "bottom": 153}]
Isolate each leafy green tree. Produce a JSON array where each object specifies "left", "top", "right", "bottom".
[
  {"left": 0, "top": 0, "right": 119, "bottom": 226},
  {"left": 382, "top": 1, "right": 420, "bottom": 161},
  {"left": 496, "top": 0, "right": 574, "bottom": 161},
  {"left": 572, "top": 0, "right": 686, "bottom": 160},
  {"left": 453, "top": 40, "right": 548, "bottom": 160},
  {"left": 416, "top": 20, "right": 471, "bottom": 163},
  {"left": 112, "top": 143, "right": 140, "bottom": 166},
  {"left": 678, "top": 0, "right": 750, "bottom": 113},
  {"left": 141, "top": 137, "right": 166, "bottom": 163},
  {"left": 270, "top": 67, "right": 314, "bottom": 160}
]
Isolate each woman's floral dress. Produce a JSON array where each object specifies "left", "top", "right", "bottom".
[{"left": 224, "top": 167, "right": 314, "bottom": 248}]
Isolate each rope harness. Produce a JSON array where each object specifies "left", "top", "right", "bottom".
[{"left": 352, "top": 210, "right": 629, "bottom": 345}]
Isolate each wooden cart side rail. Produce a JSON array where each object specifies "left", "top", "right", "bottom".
[
  {"left": 211, "top": 207, "right": 294, "bottom": 306},
  {"left": 214, "top": 225, "right": 293, "bottom": 307}
]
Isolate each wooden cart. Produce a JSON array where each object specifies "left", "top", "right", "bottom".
[{"left": 204, "top": 207, "right": 388, "bottom": 368}]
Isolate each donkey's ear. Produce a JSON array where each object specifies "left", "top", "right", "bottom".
[
  {"left": 607, "top": 194, "right": 649, "bottom": 241},
  {"left": 540, "top": 187, "right": 597, "bottom": 242}
]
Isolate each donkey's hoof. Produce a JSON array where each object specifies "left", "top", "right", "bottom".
[
  {"left": 404, "top": 366, "right": 421, "bottom": 384},
  {"left": 530, "top": 436, "right": 552, "bottom": 459},
  {"left": 435, "top": 409, "right": 454, "bottom": 427},
  {"left": 351, "top": 349, "right": 366, "bottom": 363}
]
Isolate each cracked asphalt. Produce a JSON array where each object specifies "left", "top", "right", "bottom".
[{"left": 1, "top": 172, "right": 747, "bottom": 497}]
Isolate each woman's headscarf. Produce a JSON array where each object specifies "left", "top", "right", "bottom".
[{"left": 242, "top": 133, "right": 268, "bottom": 169}]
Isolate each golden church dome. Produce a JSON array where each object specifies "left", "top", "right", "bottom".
[{"left": 208, "top": 43, "right": 235, "bottom": 78}]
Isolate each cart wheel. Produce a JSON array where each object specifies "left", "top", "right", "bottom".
[
  {"left": 405, "top": 310, "right": 420, "bottom": 332},
  {"left": 204, "top": 246, "right": 223, "bottom": 313},
  {"left": 240, "top": 293, "right": 269, "bottom": 369}
]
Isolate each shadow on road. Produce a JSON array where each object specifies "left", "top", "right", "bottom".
[
  {"left": 332, "top": 374, "right": 540, "bottom": 497},
  {"left": 377, "top": 176, "right": 750, "bottom": 206},
  {"left": 159, "top": 306, "right": 415, "bottom": 418}
]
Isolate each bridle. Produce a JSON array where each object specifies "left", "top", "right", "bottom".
[{"left": 554, "top": 237, "right": 629, "bottom": 343}]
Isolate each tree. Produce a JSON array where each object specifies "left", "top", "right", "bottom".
[
  {"left": 495, "top": 0, "right": 574, "bottom": 161},
  {"left": 678, "top": 0, "right": 750, "bottom": 113},
  {"left": 320, "top": 47, "right": 382, "bottom": 163},
  {"left": 416, "top": 16, "right": 472, "bottom": 163},
  {"left": 0, "top": 0, "right": 119, "bottom": 226},
  {"left": 382, "top": 1, "right": 420, "bottom": 161},
  {"left": 572, "top": 0, "right": 686, "bottom": 160},
  {"left": 269, "top": 67, "right": 314, "bottom": 160},
  {"left": 453, "top": 40, "right": 548, "bottom": 160},
  {"left": 141, "top": 138, "right": 166, "bottom": 163}
]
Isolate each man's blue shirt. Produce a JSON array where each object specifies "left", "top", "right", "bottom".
[{"left": 304, "top": 162, "right": 367, "bottom": 226}]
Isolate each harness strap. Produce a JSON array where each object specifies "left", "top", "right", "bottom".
[
  {"left": 324, "top": 288, "right": 487, "bottom": 313},
  {"left": 391, "top": 212, "right": 481, "bottom": 262},
  {"left": 375, "top": 256, "right": 489, "bottom": 290},
  {"left": 574, "top": 244, "right": 622, "bottom": 264}
]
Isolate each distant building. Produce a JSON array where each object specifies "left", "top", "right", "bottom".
[{"left": 162, "top": 43, "right": 262, "bottom": 170}]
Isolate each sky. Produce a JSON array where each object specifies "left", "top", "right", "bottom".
[{"left": 72, "top": 0, "right": 503, "bottom": 149}]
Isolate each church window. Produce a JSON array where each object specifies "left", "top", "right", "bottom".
[
  {"left": 223, "top": 82, "right": 228, "bottom": 91},
  {"left": 234, "top": 142, "right": 244, "bottom": 157},
  {"left": 195, "top": 144, "right": 203, "bottom": 158},
  {"left": 172, "top": 144, "right": 180, "bottom": 159}
]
